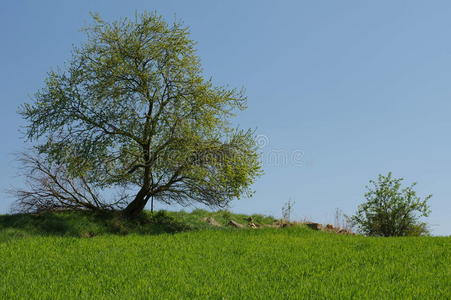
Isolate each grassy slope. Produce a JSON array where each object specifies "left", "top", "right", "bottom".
[
  {"left": 0, "top": 211, "right": 450, "bottom": 299},
  {"left": 0, "top": 209, "right": 276, "bottom": 240}
]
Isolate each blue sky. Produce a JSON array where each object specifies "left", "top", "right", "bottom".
[{"left": 1, "top": 1, "right": 450, "bottom": 235}]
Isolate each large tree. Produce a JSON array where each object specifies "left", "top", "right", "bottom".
[{"left": 21, "top": 12, "right": 262, "bottom": 218}]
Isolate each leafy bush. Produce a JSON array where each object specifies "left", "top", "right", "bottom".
[{"left": 350, "top": 173, "right": 431, "bottom": 236}]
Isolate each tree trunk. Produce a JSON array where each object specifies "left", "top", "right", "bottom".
[
  {"left": 123, "top": 187, "right": 150, "bottom": 218},
  {"left": 123, "top": 146, "right": 152, "bottom": 218}
]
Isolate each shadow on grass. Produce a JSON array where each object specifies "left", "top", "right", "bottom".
[{"left": 0, "top": 210, "right": 191, "bottom": 240}]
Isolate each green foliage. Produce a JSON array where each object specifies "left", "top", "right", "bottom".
[
  {"left": 20, "top": 11, "right": 262, "bottom": 216},
  {"left": 0, "top": 226, "right": 449, "bottom": 298},
  {"left": 350, "top": 173, "right": 431, "bottom": 236}
]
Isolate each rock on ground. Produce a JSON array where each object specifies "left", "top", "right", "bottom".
[
  {"left": 202, "top": 217, "right": 222, "bottom": 227},
  {"left": 228, "top": 220, "right": 244, "bottom": 228}
]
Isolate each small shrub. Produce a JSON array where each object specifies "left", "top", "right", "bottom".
[{"left": 350, "top": 173, "right": 431, "bottom": 237}]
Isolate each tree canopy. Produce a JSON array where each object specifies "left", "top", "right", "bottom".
[{"left": 21, "top": 12, "right": 262, "bottom": 217}]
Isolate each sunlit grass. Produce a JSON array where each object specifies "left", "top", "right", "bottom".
[{"left": 0, "top": 221, "right": 449, "bottom": 299}]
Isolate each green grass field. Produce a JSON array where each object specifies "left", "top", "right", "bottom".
[{"left": 0, "top": 210, "right": 450, "bottom": 299}]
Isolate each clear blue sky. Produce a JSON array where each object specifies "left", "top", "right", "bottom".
[{"left": 1, "top": 1, "right": 450, "bottom": 235}]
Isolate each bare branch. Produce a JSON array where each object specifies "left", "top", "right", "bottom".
[{"left": 11, "top": 152, "right": 128, "bottom": 213}]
